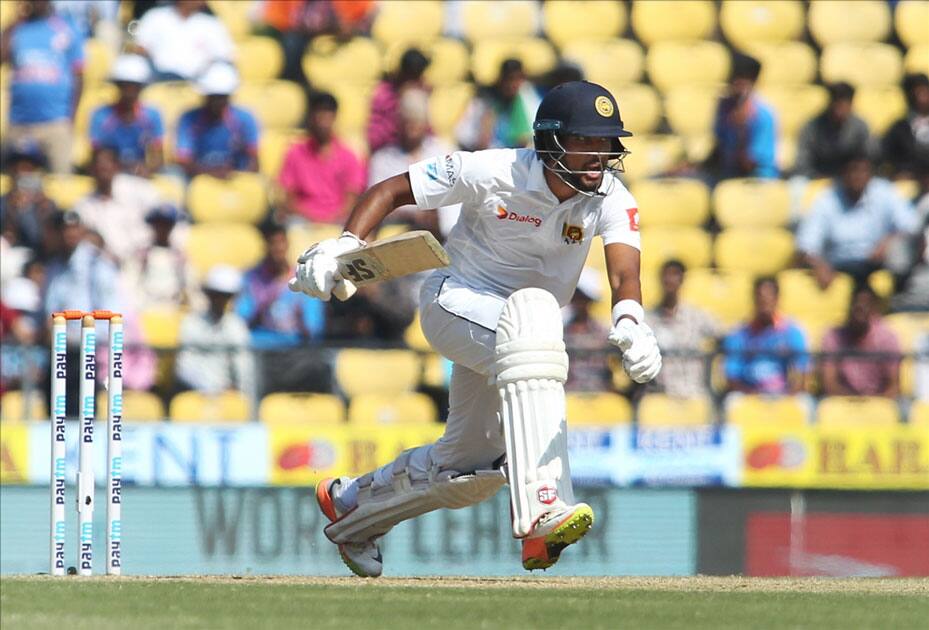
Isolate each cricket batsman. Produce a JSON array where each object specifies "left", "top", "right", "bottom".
[{"left": 289, "top": 81, "right": 662, "bottom": 576}]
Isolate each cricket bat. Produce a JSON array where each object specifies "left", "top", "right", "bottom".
[{"left": 336, "top": 230, "right": 450, "bottom": 287}]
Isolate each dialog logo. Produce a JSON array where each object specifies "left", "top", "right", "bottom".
[{"left": 496, "top": 206, "right": 542, "bottom": 227}]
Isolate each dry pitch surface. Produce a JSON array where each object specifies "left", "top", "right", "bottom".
[{"left": 2, "top": 575, "right": 928, "bottom": 630}]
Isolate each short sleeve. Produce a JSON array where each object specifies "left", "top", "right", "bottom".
[
  {"left": 240, "top": 111, "right": 259, "bottom": 152},
  {"left": 597, "top": 184, "right": 641, "bottom": 250},
  {"left": 174, "top": 111, "right": 195, "bottom": 160},
  {"left": 408, "top": 151, "right": 485, "bottom": 209}
]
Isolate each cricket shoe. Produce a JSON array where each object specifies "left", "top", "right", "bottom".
[
  {"left": 316, "top": 477, "right": 383, "bottom": 578},
  {"left": 521, "top": 503, "right": 594, "bottom": 571}
]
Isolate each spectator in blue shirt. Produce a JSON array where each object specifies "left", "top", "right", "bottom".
[
  {"left": 706, "top": 52, "right": 778, "bottom": 182},
  {"left": 174, "top": 63, "right": 259, "bottom": 178},
  {"left": 797, "top": 151, "right": 919, "bottom": 288},
  {"left": 89, "top": 54, "right": 164, "bottom": 176},
  {"left": 724, "top": 276, "right": 810, "bottom": 396},
  {"left": 235, "top": 222, "right": 324, "bottom": 349},
  {"left": 1, "top": 0, "right": 84, "bottom": 174}
]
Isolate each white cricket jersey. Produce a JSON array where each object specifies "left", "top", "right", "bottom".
[{"left": 408, "top": 148, "right": 640, "bottom": 327}]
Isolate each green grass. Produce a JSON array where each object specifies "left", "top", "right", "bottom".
[{"left": 2, "top": 576, "right": 928, "bottom": 630}]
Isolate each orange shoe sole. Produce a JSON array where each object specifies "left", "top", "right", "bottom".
[{"left": 522, "top": 504, "right": 594, "bottom": 571}]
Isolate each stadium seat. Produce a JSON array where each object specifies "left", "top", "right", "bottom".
[
  {"left": 884, "top": 313, "right": 929, "bottom": 353},
  {"left": 140, "top": 307, "right": 183, "bottom": 349},
  {"left": 630, "top": 178, "right": 710, "bottom": 228},
  {"left": 893, "top": 179, "right": 920, "bottom": 202},
  {"left": 896, "top": 1, "right": 929, "bottom": 46},
  {"left": 421, "top": 353, "right": 452, "bottom": 388},
  {"left": 543, "top": 0, "right": 626, "bottom": 48},
  {"left": 664, "top": 86, "right": 721, "bottom": 138},
  {"left": 329, "top": 83, "right": 374, "bottom": 137},
  {"left": 905, "top": 44, "right": 929, "bottom": 75},
  {"left": 854, "top": 86, "right": 908, "bottom": 135},
  {"left": 820, "top": 43, "right": 904, "bottom": 88},
  {"left": 234, "top": 80, "right": 306, "bottom": 130},
  {"left": 0, "top": 390, "right": 47, "bottom": 422},
  {"left": 429, "top": 83, "right": 475, "bottom": 138},
  {"left": 83, "top": 38, "right": 114, "bottom": 86},
  {"left": 258, "top": 129, "right": 303, "bottom": 179},
  {"left": 384, "top": 38, "right": 470, "bottom": 87},
  {"left": 236, "top": 36, "right": 284, "bottom": 82},
  {"left": 371, "top": 0, "right": 444, "bottom": 46},
  {"left": 348, "top": 392, "right": 438, "bottom": 425},
  {"left": 744, "top": 42, "right": 818, "bottom": 87},
  {"left": 631, "top": 1, "right": 716, "bottom": 45},
  {"left": 621, "top": 134, "right": 685, "bottom": 181},
  {"left": 778, "top": 270, "right": 854, "bottom": 330},
  {"left": 0, "top": 88, "right": 7, "bottom": 136},
  {"left": 561, "top": 40, "right": 644, "bottom": 87},
  {"left": 758, "top": 85, "right": 828, "bottom": 137},
  {"left": 713, "top": 179, "right": 790, "bottom": 228},
  {"left": 726, "top": 395, "right": 810, "bottom": 429},
  {"left": 187, "top": 173, "right": 267, "bottom": 224},
  {"left": 185, "top": 223, "right": 265, "bottom": 277},
  {"left": 0, "top": 173, "right": 9, "bottom": 197},
  {"left": 287, "top": 224, "right": 343, "bottom": 264},
  {"left": 775, "top": 135, "right": 797, "bottom": 173},
  {"left": 169, "top": 390, "right": 251, "bottom": 423},
  {"left": 900, "top": 357, "right": 916, "bottom": 398},
  {"left": 799, "top": 178, "right": 833, "bottom": 216},
  {"left": 209, "top": 0, "right": 251, "bottom": 40},
  {"left": 566, "top": 392, "right": 633, "bottom": 427},
  {"left": 335, "top": 349, "right": 421, "bottom": 397},
  {"left": 608, "top": 83, "right": 661, "bottom": 135},
  {"left": 43, "top": 175, "right": 95, "bottom": 209},
  {"left": 808, "top": 1, "right": 892, "bottom": 46},
  {"left": 646, "top": 41, "right": 730, "bottom": 92},
  {"left": 816, "top": 396, "right": 901, "bottom": 428},
  {"left": 151, "top": 175, "right": 186, "bottom": 207},
  {"left": 719, "top": 1, "right": 805, "bottom": 49},
  {"left": 140, "top": 82, "right": 201, "bottom": 131},
  {"left": 715, "top": 228, "right": 794, "bottom": 275},
  {"left": 637, "top": 394, "right": 713, "bottom": 427},
  {"left": 460, "top": 0, "right": 540, "bottom": 42},
  {"left": 403, "top": 315, "right": 430, "bottom": 352},
  {"left": 680, "top": 268, "right": 754, "bottom": 327},
  {"left": 302, "top": 36, "right": 382, "bottom": 91},
  {"left": 471, "top": 37, "right": 558, "bottom": 86},
  {"left": 258, "top": 393, "right": 345, "bottom": 425},
  {"left": 911, "top": 400, "right": 929, "bottom": 427},
  {"left": 640, "top": 227, "right": 713, "bottom": 275},
  {"left": 868, "top": 269, "right": 895, "bottom": 299},
  {"left": 97, "top": 390, "right": 165, "bottom": 422}
]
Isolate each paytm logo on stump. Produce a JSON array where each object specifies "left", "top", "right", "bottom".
[{"left": 496, "top": 206, "right": 542, "bottom": 227}]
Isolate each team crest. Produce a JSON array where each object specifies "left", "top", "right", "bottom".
[
  {"left": 562, "top": 222, "right": 584, "bottom": 244},
  {"left": 594, "top": 95, "right": 614, "bottom": 117}
]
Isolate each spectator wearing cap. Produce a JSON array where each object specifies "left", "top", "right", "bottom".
[
  {"left": 1, "top": 0, "right": 84, "bottom": 174},
  {"left": 73, "top": 146, "right": 161, "bottom": 263},
  {"left": 797, "top": 151, "right": 919, "bottom": 288},
  {"left": 795, "top": 82, "right": 873, "bottom": 179},
  {"left": 123, "top": 203, "right": 196, "bottom": 310},
  {"left": 648, "top": 260, "right": 719, "bottom": 399},
  {"left": 89, "top": 54, "right": 164, "bottom": 176},
  {"left": 132, "top": 0, "right": 234, "bottom": 82},
  {"left": 882, "top": 74, "right": 929, "bottom": 180},
  {"left": 176, "top": 265, "right": 254, "bottom": 396},
  {"left": 367, "top": 48, "right": 430, "bottom": 155},
  {"left": 175, "top": 63, "right": 260, "bottom": 179},
  {"left": 278, "top": 91, "right": 365, "bottom": 223},
  {"left": 0, "top": 276, "right": 45, "bottom": 397},
  {"left": 706, "top": 53, "right": 778, "bottom": 181},
  {"left": 456, "top": 58, "right": 541, "bottom": 151},
  {"left": 564, "top": 268, "right": 612, "bottom": 392},
  {"left": 0, "top": 143, "right": 57, "bottom": 254}
]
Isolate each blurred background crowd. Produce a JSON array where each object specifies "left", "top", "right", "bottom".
[{"left": 0, "top": 0, "right": 927, "bottom": 430}]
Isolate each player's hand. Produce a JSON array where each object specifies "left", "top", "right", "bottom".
[
  {"left": 608, "top": 319, "right": 662, "bottom": 383},
  {"left": 288, "top": 233, "right": 365, "bottom": 301}
]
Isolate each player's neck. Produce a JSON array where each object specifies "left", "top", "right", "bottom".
[{"left": 543, "top": 168, "right": 579, "bottom": 203}]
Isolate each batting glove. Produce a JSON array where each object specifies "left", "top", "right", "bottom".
[
  {"left": 288, "top": 232, "right": 365, "bottom": 301},
  {"left": 608, "top": 319, "right": 662, "bottom": 384}
]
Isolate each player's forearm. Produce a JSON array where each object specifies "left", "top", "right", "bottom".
[{"left": 344, "top": 173, "right": 416, "bottom": 240}]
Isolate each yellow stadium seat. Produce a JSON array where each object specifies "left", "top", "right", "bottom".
[
  {"left": 683, "top": 133, "right": 716, "bottom": 164},
  {"left": 893, "top": 179, "right": 920, "bottom": 202},
  {"left": 329, "top": 83, "right": 374, "bottom": 137},
  {"left": 187, "top": 173, "right": 267, "bottom": 224},
  {"left": 809, "top": 1, "right": 892, "bottom": 46},
  {"left": 631, "top": 178, "right": 710, "bottom": 228},
  {"left": 258, "top": 393, "right": 345, "bottom": 425},
  {"left": 566, "top": 392, "right": 633, "bottom": 427},
  {"left": 905, "top": 44, "right": 929, "bottom": 75},
  {"left": 759, "top": 85, "right": 829, "bottom": 137},
  {"left": 816, "top": 396, "right": 901, "bottom": 428},
  {"left": 287, "top": 224, "right": 343, "bottom": 264},
  {"left": 884, "top": 313, "right": 929, "bottom": 353},
  {"left": 461, "top": 0, "right": 540, "bottom": 42},
  {"left": 335, "top": 349, "right": 421, "bottom": 397},
  {"left": 713, "top": 178, "right": 790, "bottom": 228},
  {"left": 234, "top": 80, "right": 306, "bottom": 130},
  {"left": 0, "top": 1, "right": 16, "bottom": 29},
  {"left": 259, "top": 129, "right": 303, "bottom": 179},
  {"left": 543, "top": 0, "right": 627, "bottom": 48},
  {"left": 854, "top": 87, "right": 908, "bottom": 135},
  {"left": 621, "top": 134, "right": 685, "bottom": 181},
  {"left": 632, "top": 1, "right": 716, "bottom": 45},
  {"left": 745, "top": 42, "right": 818, "bottom": 87},
  {"left": 911, "top": 400, "right": 929, "bottom": 427},
  {"left": 348, "top": 392, "right": 437, "bottom": 425},
  {"left": 383, "top": 38, "right": 470, "bottom": 87},
  {"left": 638, "top": 394, "right": 713, "bottom": 426},
  {"left": 561, "top": 40, "right": 644, "bottom": 87},
  {"left": 821, "top": 43, "right": 904, "bottom": 88},
  {"left": 83, "top": 39, "right": 114, "bottom": 86},
  {"left": 640, "top": 227, "right": 713, "bottom": 275},
  {"left": 0, "top": 173, "right": 9, "bottom": 196},
  {"left": 868, "top": 269, "right": 895, "bottom": 299},
  {"left": 900, "top": 357, "right": 915, "bottom": 398},
  {"left": 775, "top": 135, "right": 797, "bottom": 173},
  {"left": 646, "top": 41, "right": 730, "bottom": 92},
  {"left": 151, "top": 175, "right": 186, "bottom": 207},
  {"left": 372, "top": 0, "right": 443, "bottom": 45},
  {"left": 429, "top": 82, "right": 475, "bottom": 138},
  {"left": 609, "top": 83, "right": 662, "bottom": 135},
  {"left": 97, "top": 390, "right": 165, "bottom": 422},
  {"left": 170, "top": 390, "right": 251, "bottom": 423},
  {"left": 236, "top": 36, "right": 284, "bottom": 81},
  {"left": 800, "top": 178, "right": 833, "bottom": 216},
  {"left": 186, "top": 223, "right": 264, "bottom": 277},
  {"left": 422, "top": 353, "right": 451, "bottom": 388},
  {"left": 403, "top": 315, "right": 430, "bottom": 352},
  {"left": 896, "top": 1, "right": 929, "bottom": 46},
  {"left": 720, "top": 1, "right": 805, "bottom": 49},
  {"left": 140, "top": 307, "right": 183, "bottom": 349},
  {"left": 141, "top": 82, "right": 201, "bottom": 131},
  {"left": 209, "top": 0, "right": 251, "bottom": 40},
  {"left": 715, "top": 228, "right": 794, "bottom": 275},
  {"left": 471, "top": 38, "right": 558, "bottom": 86},
  {"left": 680, "top": 268, "right": 753, "bottom": 327},
  {"left": 43, "top": 175, "right": 95, "bottom": 209},
  {"left": 0, "top": 390, "right": 47, "bottom": 422},
  {"left": 302, "top": 36, "right": 382, "bottom": 91},
  {"left": 74, "top": 84, "right": 118, "bottom": 135},
  {"left": 664, "top": 86, "right": 721, "bottom": 137},
  {"left": 778, "top": 270, "right": 854, "bottom": 330},
  {"left": 726, "top": 395, "right": 809, "bottom": 429}
]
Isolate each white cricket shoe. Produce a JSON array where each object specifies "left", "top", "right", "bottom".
[
  {"left": 521, "top": 502, "right": 594, "bottom": 571},
  {"left": 315, "top": 477, "right": 383, "bottom": 578}
]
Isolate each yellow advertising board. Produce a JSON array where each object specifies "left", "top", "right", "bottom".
[
  {"left": 741, "top": 425, "right": 929, "bottom": 489},
  {"left": 0, "top": 423, "right": 29, "bottom": 484}
]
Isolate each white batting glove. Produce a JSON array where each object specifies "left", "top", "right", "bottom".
[
  {"left": 288, "top": 232, "right": 365, "bottom": 301},
  {"left": 608, "top": 318, "right": 662, "bottom": 384}
]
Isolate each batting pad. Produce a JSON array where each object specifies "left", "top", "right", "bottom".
[{"left": 495, "top": 288, "right": 575, "bottom": 538}]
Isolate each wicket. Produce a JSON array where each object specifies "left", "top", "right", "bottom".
[{"left": 50, "top": 310, "right": 123, "bottom": 577}]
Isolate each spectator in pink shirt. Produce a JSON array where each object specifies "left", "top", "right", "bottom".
[
  {"left": 366, "top": 48, "right": 430, "bottom": 155},
  {"left": 821, "top": 284, "right": 901, "bottom": 398},
  {"left": 278, "top": 92, "right": 366, "bottom": 224}
]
